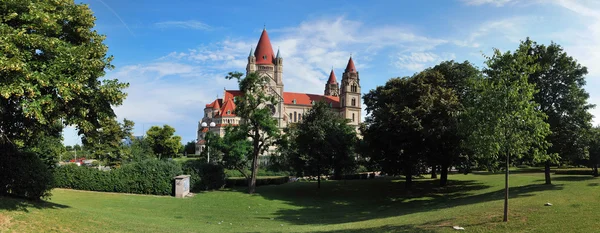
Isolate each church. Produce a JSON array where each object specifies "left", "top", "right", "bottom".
[{"left": 196, "top": 29, "right": 362, "bottom": 154}]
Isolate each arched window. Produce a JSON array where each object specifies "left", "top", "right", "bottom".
[
  {"left": 351, "top": 98, "right": 356, "bottom": 107},
  {"left": 289, "top": 113, "right": 292, "bottom": 121},
  {"left": 352, "top": 113, "right": 355, "bottom": 122},
  {"left": 294, "top": 112, "right": 297, "bottom": 122}
]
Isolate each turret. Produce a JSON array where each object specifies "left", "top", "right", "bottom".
[{"left": 324, "top": 69, "right": 339, "bottom": 97}]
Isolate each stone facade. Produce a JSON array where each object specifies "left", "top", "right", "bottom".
[{"left": 196, "top": 29, "right": 361, "bottom": 154}]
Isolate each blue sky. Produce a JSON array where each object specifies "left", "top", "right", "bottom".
[{"left": 62, "top": 0, "right": 600, "bottom": 145}]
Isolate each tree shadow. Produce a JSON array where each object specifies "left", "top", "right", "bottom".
[
  {"left": 551, "top": 176, "right": 597, "bottom": 182},
  {"left": 0, "top": 196, "right": 70, "bottom": 213},
  {"left": 246, "top": 178, "right": 563, "bottom": 226}
]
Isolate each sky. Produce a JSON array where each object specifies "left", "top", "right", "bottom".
[{"left": 62, "top": 0, "right": 600, "bottom": 146}]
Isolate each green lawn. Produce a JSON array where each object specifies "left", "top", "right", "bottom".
[{"left": 1, "top": 172, "right": 599, "bottom": 232}]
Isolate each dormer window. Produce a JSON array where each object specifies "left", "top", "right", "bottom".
[
  {"left": 263, "top": 55, "right": 267, "bottom": 60},
  {"left": 292, "top": 99, "right": 296, "bottom": 104},
  {"left": 311, "top": 100, "right": 315, "bottom": 105},
  {"left": 227, "top": 110, "right": 231, "bottom": 114}
]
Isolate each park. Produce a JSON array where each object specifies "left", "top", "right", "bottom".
[{"left": 2, "top": 0, "right": 600, "bottom": 232}]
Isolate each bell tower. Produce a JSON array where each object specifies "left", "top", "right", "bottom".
[
  {"left": 340, "top": 56, "right": 361, "bottom": 129},
  {"left": 324, "top": 69, "right": 339, "bottom": 96}
]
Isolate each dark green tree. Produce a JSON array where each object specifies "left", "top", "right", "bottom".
[
  {"left": 205, "top": 127, "right": 253, "bottom": 179},
  {"left": 183, "top": 140, "right": 196, "bottom": 155},
  {"left": 294, "top": 101, "right": 358, "bottom": 188},
  {"left": 519, "top": 39, "right": 594, "bottom": 184},
  {"left": 144, "top": 125, "right": 182, "bottom": 160},
  {"left": 81, "top": 118, "right": 134, "bottom": 165},
  {"left": 0, "top": 0, "right": 128, "bottom": 148},
  {"left": 226, "top": 72, "right": 280, "bottom": 194},
  {"left": 587, "top": 126, "right": 600, "bottom": 177},
  {"left": 464, "top": 41, "right": 551, "bottom": 222}
]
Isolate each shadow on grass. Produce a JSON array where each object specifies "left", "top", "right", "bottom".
[
  {"left": 246, "top": 178, "right": 563, "bottom": 226},
  {"left": 0, "top": 196, "right": 69, "bottom": 212},
  {"left": 552, "top": 176, "right": 597, "bottom": 182}
]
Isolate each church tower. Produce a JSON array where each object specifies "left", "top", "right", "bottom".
[
  {"left": 340, "top": 56, "right": 361, "bottom": 129},
  {"left": 324, "top": 69, "right": 339, "bottom": 97},
  {"left": 246, "top": 28, "right": 285, "bottom": 127}
]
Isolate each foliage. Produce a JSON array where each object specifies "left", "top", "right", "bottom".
[
  {"left": 81, "top": 118, "right": 134, "bottom": 166},
  {"left": 128, "top": 137, "right": 154, "bottom": 161},
  {"left": 587, "top": 126, "right": 600, "bottom": 176},
  {"left": 183, "top": 140, "right": 196, "bottom": 155},
  {"left": 226, "top": 71, "right": 281, "bottom": 194},
  {"left": 225, "top": 176, "right": 289, "bottom": 187},
  {"left": 181, "top": 159, "right": 226, "bottom": 191},
  {"left": 54, "top": 159, "right": 183, "bottom": 195},
  {"left": 144, "top": 125, "right": 182, "bottom": 159},
  {"left": 292, "top": 101, "right": 358, "bottom": 187},
  {"left": 463, "top": 42, "right": 551, "bottom": 171},
  {"left": 0, "top": 146, "right": 54, "bottom": 200},
  {"left": 362, "top": 69, "right": 463, "bottom": 188},
  {"left": 23, "top": 128, "right": 65, "bottom": 168},
  {"left": 205, "top": 127, "right": 253, "bottom": 179},
  {"left": 0, "top": 0, "right": 128, "bottom": 146}
]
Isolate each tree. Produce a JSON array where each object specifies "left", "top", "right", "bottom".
[
  {"left": 464, "top": 41, "right": 551, "bottom": 222},
  {"left": 81, "top": 118, "right": 134, "bottom": 165},
  {"left": 587, "top": 126, "right": 600, "bottom": 177},
  {"left": 206, "top": 126, "right": 253, "bottom": 179},
  {"left": 0, "top": 0, "right": 128, "bottom": 148},
  {"left": 144, "top": 125, "right": 182, "bottom": 160},
  {"left": 294, "top": 101, "right": 358, "bottom": 188},
  {"left": 183, "top": 140, "right": 196, "bottom": 155},
  {"left": 363, "top": 70, "right": 459, "bottom": 188},
  {"left": 519, "top": 39, "right": 594, "bottom": 184},
  {"left": 226, "top": 71, "right": 280, "bottom": 194},
  {"left": 128, "top": 137, "right": 154, "bottom": 161},
  {"left": 428, "top": 61, "right": 481, "bottom": 186}
]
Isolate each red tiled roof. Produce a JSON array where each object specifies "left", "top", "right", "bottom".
[
  {"left": 205, "top": 99, "right": 221, "bottom": 109},
  {"left": 220, "top": 98, "right": 236, "bottom": 117},
  {"left": 283, "top": 92, "right": 340, "bottom": 107},
  {"left": 254, "top": 29, "right": 275, "bottom": 65},
  {"left": 327, "top": 69, "right": 337, "bottom": 84},
  {"left": 224, "top": 90, "right": 242, "bottom": 101},
  {"left": 201, "top": 128, "right": 209, "bottom": 133},
  {"left": 345, "top": 57, "right": 356, "bottom": 72},
  {"left": 197, "top": 140, "right": 206, "bottom": 145}
]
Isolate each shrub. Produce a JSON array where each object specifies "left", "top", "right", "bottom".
[
  {"left": 369, "top": 173, "right": 375, "bottom": 179},
  {"left": 0, "top": 148, "right": 54, "bottom": 200},
  {"left": 54, "top": 159, "right": 182, "bottom": 195},
  {"left": 181, "top": 160, "right": 225, "bottom": 192}
]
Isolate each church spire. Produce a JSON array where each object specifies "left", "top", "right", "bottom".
[
  {"left": 327, "top": 69, "right": 337, "bottom": 84},
  {"left": 254, "top": 29, "right": 275, "bottom": 65},
  {"left": 249, "top": 47, "right": 254, "bottom": 57},
  {"left": 276, "top": 47, "right": 281, "bottom": 58},
  {"left": 345, "top": 56, "right": 356, "bottom": 72}
]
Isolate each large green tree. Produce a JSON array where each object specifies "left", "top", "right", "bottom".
[
  {"left": 183, "top": 140, "right": 196, "bottom": 156},
  {"left": 363, "top": 70, "right": 460, "bottom": 188},
  {"left": 144, "top": 125, "right": 182, "bottom": 160},
  {"left": 587, "top": 126, "right": 600, "bottom": 177},
  {"left": 0, "top": 0, "right": 128, "bottom": 148},
  {"left": 205, "top": 126, "right": 253, "bottom": 179},
  {"left": 293, "top": 101, "right": 357, "bottom": 188},
  {"left": 519, "top": 39, "right": 594, "bottom": 184},
  {"left": 82, "top": 118, "right": 134, "bottom": 165},
  {"left": 226, "top": 72, "right": 280, "bottom": 194},
  {"left": 464, "top": 41, "right": 551, "bottom": 222}
]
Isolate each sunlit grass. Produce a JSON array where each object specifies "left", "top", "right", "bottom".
[{"left": 1, "top": 172, "right": 599, "bottom": 232}]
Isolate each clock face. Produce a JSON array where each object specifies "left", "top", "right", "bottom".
[{"left": 267, "top": 104, "right": 276, "bottom": 115}]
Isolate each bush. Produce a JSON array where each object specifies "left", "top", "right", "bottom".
[
  {"left": 181, "top": 160, "right": 225, "bottom": 192},
  {"left": 54, "top": 159, "right": 182, "bottom": 195},
  {"left": 225, "top": 176, "right": 289, "bottom": 187},
  {"left": 0, "top": 148, "right": 54, "bottom": 200}
]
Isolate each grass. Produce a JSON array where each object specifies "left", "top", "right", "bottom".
[{"left": 1, "top": 172, "right": 600, "bottom": 232}]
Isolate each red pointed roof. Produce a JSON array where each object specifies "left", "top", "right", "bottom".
[
  {"left": 345, "top": 57, "right": 356, "bottom": 72},
  {"left": 219, "top": 98, "right": 237, "bottom": 117},
  {"left": 254, "top": 29, "right": 275, "bottom": 65},
  {"left": 327, "top": 69, "right": 337, "bottom": 84},
  {"left": 205, "top": 99, "right": 221, "bottom": 109}
]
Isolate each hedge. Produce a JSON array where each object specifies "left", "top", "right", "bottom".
[
  {"left": 181, "top": 160, "right": 226, "bottom": 192},
  {"left": 54, "top": 160, "right": 183, "bottom": 195},
  {"left": 225, "top": 176, "right": 290, "bottom": 187},
  {"left": 0, "top": 148, "right": 53, "bottom": 200},
  {"left": 554, "top": 169, "right": 594, "bottom": 175}
]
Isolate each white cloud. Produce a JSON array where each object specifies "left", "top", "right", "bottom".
[
  {"left": 155, "top": 20, "right": 212, "bottom": 30},
  {"left": 393, "top": 52, "right": 456, "bottom": 71}
]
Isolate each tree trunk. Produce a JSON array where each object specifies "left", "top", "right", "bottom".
[
  {"left": 544, "top": 161, "right": 552, "bottom": 185},
  {"left": 593, "top": 164, "right": 599, "bottom": 177},
  {"left": 430, "top": 165, "right": 437, "bottom": 179},
  {"left": 317, "top": 165, "right": 321, "bottom": 189},
  {"left": 405, "top": 166, "right": 412, "bottom": 189},
  {"left": 503, "top": 151, "right": 509, "bottom": 222},
  {"left": 248, "top": 150, "right": 259, "bottom": 194},
  {"left": 440, "top": 164, "right": 449, "bottom": 187}
]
